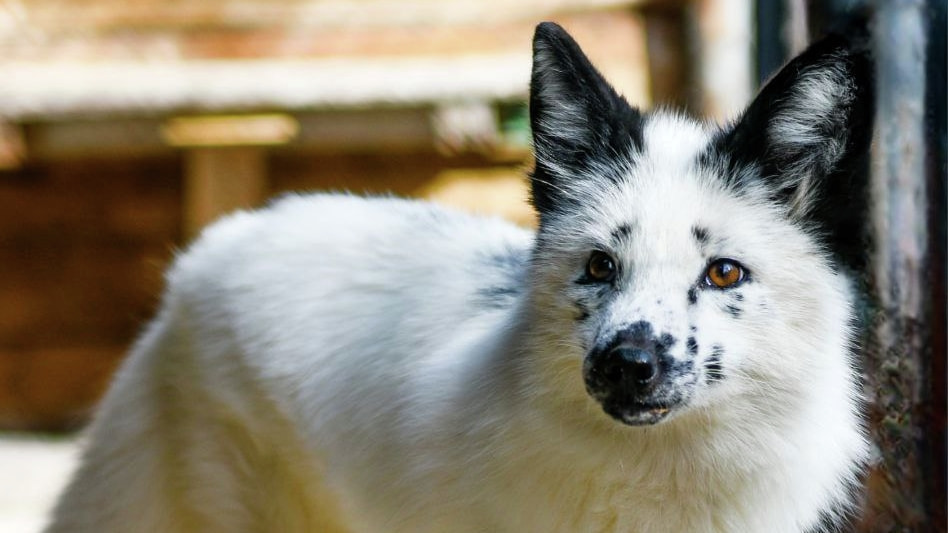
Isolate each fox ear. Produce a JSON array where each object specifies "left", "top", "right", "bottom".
[
  {"left": 529, "top": 22, "right": 644, "bottom": 219},
  {"left": 714, "top": 31, "right": 874, "bottom": 218}
]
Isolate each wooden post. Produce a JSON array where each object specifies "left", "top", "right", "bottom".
[
  {"left": 0, "top": 121, "right": 25, "bottom": 170},
  {"left": 161, "top": 114, "right": 298, "bottom": 239},
  {"left": 641, "top": 5, "right": 692, "bottom": 111},
  {"left": 182, "top": 147, "right": 268, "bottom": 239}
]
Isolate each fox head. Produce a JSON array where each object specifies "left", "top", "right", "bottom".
[{"left": 524, "top": 22, "right": 873, "bottom": 431}]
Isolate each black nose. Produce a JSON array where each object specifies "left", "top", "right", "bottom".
[{"left": 601, "top": 346, "right": 660, "bottom": 388}]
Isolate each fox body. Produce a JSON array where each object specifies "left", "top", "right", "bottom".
[{"left": 47, "top": 23, "right": 874, "bottom": 533}]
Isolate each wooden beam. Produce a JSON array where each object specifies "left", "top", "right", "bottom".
[
  {"left": 162, "top": 114, "right": 298, "bottom": 147},
  {"left": 19, "top": 0, "right": 645, "bottom": 32},
  {"left": 24, "top": 109, "right": 438, "bottom": 160}
]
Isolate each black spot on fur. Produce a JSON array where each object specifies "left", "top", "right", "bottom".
[
  {"left": 691, "top": 226, "right": 709, "bottom": 245},
  {"left": 575, "top": 302, "right": 590, "bottom": 321},
  {"left": 611, "top": 223, "right": 634, "bottom": 245},
  {"left": 658, "top": 333, "right": 675, "bottom": 350},
  {"left": 686, "top": 337, "right": 698, "bottom": 356},
  {"left": 626, "top": 321, "right": 653, "bottom": 342},
  {"left": 474, "top": 247, "right": 527, "bottom": 309},
  {"left": 724, "top": 304, "right": 743, "bottom": 318},
  {"left": 485, "top": 248, "right": 528, "bottom": 274},
  {"left": 476, "top": 286, "right": 521, "bottom": 309},
  {"left": 687, "top": 287, "right": 698, "bottom": 305},
  {"left": 734, "top": 292, "right": 744, "bottom": 302},
  {"left": 705, "top": 345, "right": 724, "bottom": 383}
]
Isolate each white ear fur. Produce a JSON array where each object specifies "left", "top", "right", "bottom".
[{"left": 766, "top": 57, "right": 856, "bottom": 215}]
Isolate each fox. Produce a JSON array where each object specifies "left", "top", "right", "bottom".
[{"left": 46, "top": 22, "right": 874, "bottom": 533}]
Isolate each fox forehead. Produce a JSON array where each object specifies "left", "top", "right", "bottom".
[
  {"left": 564, "top": 135, "right": 810, "bottom": 288},
  {"left": 640, "top": 111, "right": 714, "bottom": 168},
  {"left": 574, "top": 119, "right": 737, "bottom": 244}
]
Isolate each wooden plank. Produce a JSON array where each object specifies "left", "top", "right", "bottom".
[
  {"left": 0, "top": 55, "right": 531, "bottom": 120},
  {"left": 14, "top": 0, "right": 644, "bottom": 32},
  {"left": 0, "top": 11, "right": 649, "bottom": 120},
  {"left": 26, "top": 110, "right": 433, "bottom": 159}
]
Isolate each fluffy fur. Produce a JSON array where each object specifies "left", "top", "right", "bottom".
[{"left": 46, "top": 22, "right": 874, "bottom": 533}]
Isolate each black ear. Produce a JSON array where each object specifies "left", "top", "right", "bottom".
[
  {"left": 714, "top": 30, "right": 874, "bottom": 218},
  {"left": 529, "top": 22, "right": 644, "bottom": 218}
]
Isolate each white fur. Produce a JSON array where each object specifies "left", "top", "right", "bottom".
[{"left": 46, "top": 84, "right": 867, "bottom": 533}]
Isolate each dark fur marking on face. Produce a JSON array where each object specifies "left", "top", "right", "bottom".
[
  {"left": 686, "top": 337, "right": 698, "bottom": 356},
  {"left": 691, "top": 226, "right": 709, "bottom": 246},
  {"left": 658, "top": 333, "right": 675, "bottom": 350},
  {"left": 687, "top": 287, "right": 698, "bottom": 305},
  {"left": 705, "top": 345, "right": 725, "bottom": 383},
  {"left": 475, "top": 286, "right": 522, "bottom": 309},
  {"left": 724, "top": 304, "right": 743, "bottom": 318},
  {"left": 575, "top": 302, "right": 591, "bottom": 321},
  {"left": 485, "top": 247, "right": 528, "bottom": 274},
  {"left": 734, "top": 292, "right": 744, "bottom": 302},
  {"left": 474, "top": 247, "right": 527, "bottom": 309},
  {"left": 611, "top": 223, "right": 634, "bottom": 245}
]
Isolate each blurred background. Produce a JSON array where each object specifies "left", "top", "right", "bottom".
[
  {"left": 0, "top": 0, "right": 767, "bottom": 434},
  {"left": 0, "top": 0, "right": 943, "bottom": 531}
]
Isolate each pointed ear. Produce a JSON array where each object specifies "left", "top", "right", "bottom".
[
  {"left": 713, "top": 30, "right": 874, "bottom": 218},
  {"left": 529, "top": 22, "right": 644, "bottom": 218}
]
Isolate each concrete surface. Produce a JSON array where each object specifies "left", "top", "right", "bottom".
[{"left": 0, "top": 434, "right": 80, "bottom": 533}]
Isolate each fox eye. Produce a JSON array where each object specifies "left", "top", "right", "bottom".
[
  {"left": 586, "top": 251, "right": 617, "bottom": 282},
  {"left": 705, "top": 259, "right": 745, "bottom": 289}
]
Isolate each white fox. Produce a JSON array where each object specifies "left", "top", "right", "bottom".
[{"left": 47, "top": 22, "right": 874, "bottom": 533}]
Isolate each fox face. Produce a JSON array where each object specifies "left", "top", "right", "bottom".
[{"left": 524, "top": 23, "right": 873, "bottom": 429}]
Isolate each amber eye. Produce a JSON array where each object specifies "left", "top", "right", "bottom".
[
  {"left": 586, "top": 251, "right": 617, "bottom": 282},
  {"left": 705, "top": 258, "right": 745, "bottom": 289}
]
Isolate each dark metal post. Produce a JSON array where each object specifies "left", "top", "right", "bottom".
[
  {"left": 861, "top": 0, "right": 946, "bottom": 530},
  {"left": 756, "top": 0, "right": 788, "bottom": 83}
]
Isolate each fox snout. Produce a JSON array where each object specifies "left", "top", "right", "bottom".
[{"left": 584, "top": 321, "right": 684, "bottom": 426}]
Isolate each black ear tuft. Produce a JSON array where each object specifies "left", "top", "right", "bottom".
[
  {"left": 713, "top": 29, "right": 874, "bottom": 215},
  {"left": 529, "top": 22, "right": 644, "bottom": 218}
]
